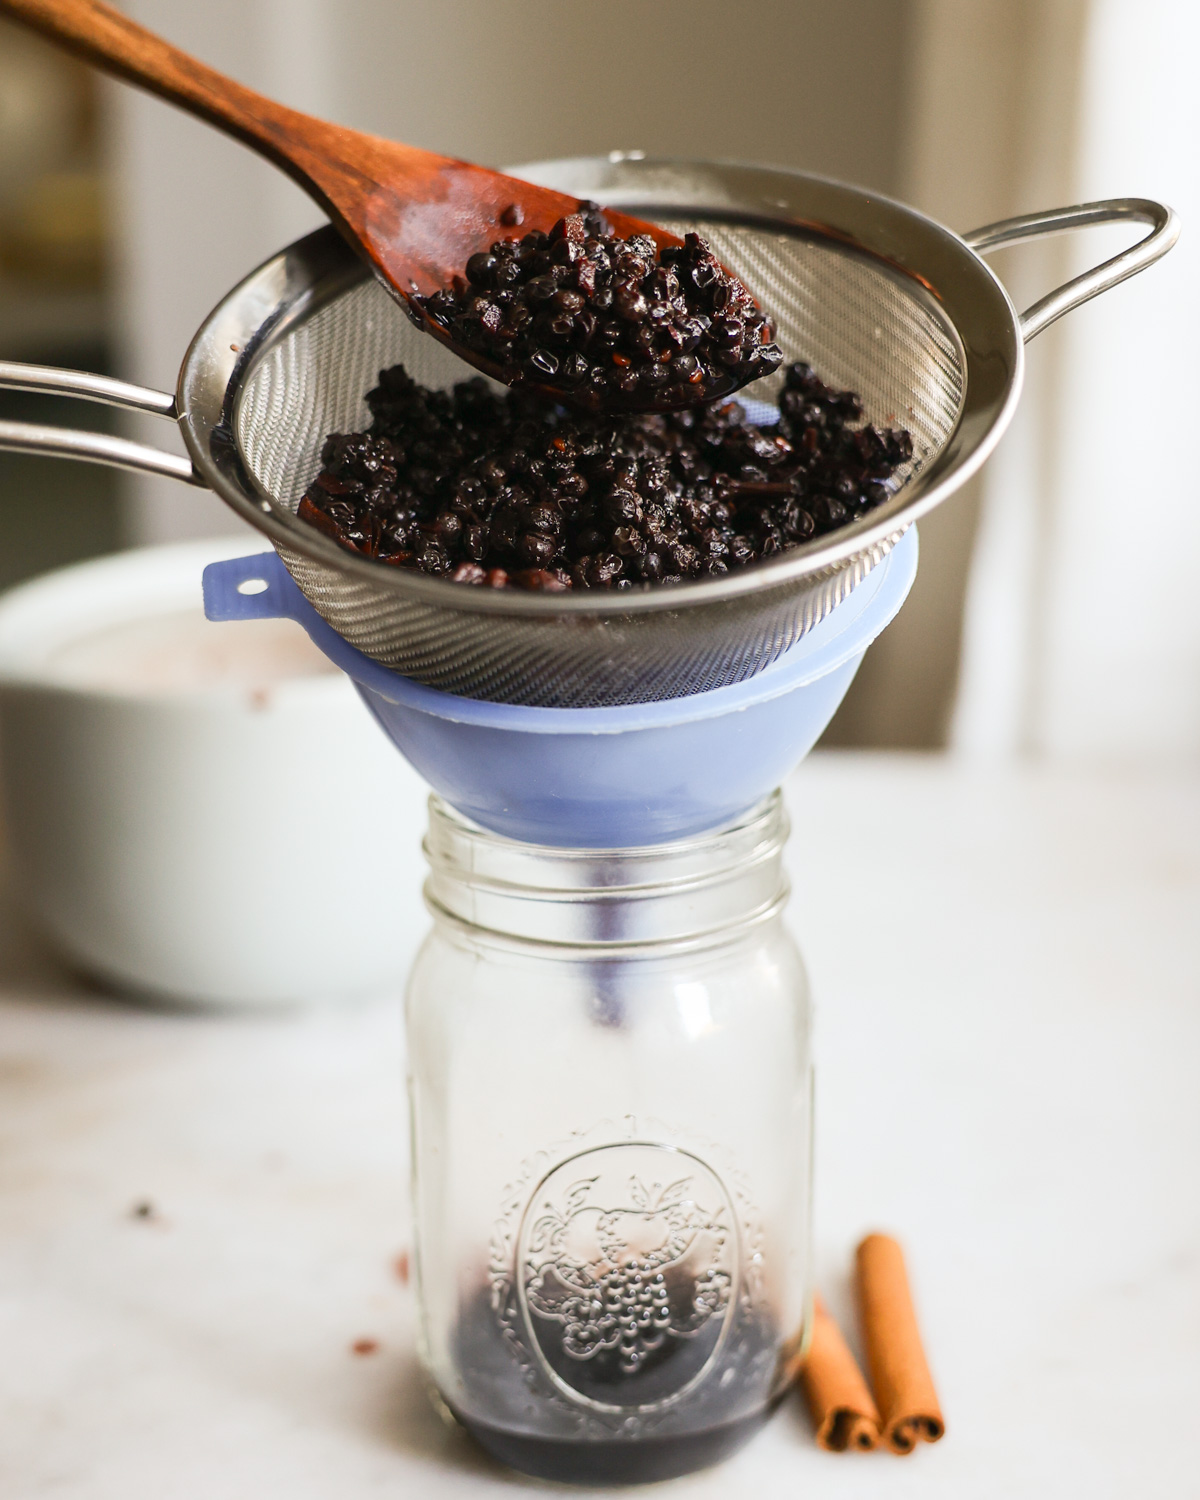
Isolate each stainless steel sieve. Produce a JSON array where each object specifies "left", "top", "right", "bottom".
[{"left": 0, "top": 158, "right": 1177, "bottom": 707}]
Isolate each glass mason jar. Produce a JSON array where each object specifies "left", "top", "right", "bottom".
[{"left": 406, "top": 792, "right": 812, "bottom": 1485}]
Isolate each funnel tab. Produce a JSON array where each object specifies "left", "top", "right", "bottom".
[{"left": 202, "top": 551, "right": 296, "bottom": 622}]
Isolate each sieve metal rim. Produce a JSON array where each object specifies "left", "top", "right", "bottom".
[{"left": 175, "top": 158, "right": 1022, "bottom": 620}]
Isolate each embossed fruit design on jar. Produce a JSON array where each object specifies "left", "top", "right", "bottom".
[{"left": 516, "top": 1147, "right": 737, "bottom": 1400}]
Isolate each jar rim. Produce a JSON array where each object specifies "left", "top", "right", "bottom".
[
  {"left": 427, "top": 789, "right": 784, "bottom": 861},
  {"left": 422, "top": 883, "right": 790, "bottom": 957},
  {"left": 422, "top": 792, "right": 789, "bottom": 947}
]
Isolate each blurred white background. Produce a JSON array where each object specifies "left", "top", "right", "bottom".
[{"left": 1, "top": 0, "right": 1196, "bottom": 756}]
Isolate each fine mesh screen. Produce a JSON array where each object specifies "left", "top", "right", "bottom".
[{"left": 235, "top": 216, "right": 965, "bottom": 706}]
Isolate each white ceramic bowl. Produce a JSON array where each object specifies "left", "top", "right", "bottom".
[{"left": 0, "top": 540, "right": 430, "bottom": 1006}]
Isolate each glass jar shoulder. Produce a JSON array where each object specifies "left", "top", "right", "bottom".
[{"left": 407, "top": 914, "right": 808, "bottom": 1046}]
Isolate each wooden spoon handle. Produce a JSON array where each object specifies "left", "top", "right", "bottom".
[{"left": 0, "top": 0, "right": 340, "bottom": 185}]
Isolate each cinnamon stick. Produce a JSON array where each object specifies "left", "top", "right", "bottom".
[
  {"left": 855, "top": 1233, "right": 945, "bottom": 1454},
  {"left": 798, "top": 1296, "right": 882, "bottom": 1451}
]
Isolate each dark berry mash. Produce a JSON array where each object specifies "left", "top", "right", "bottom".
[
  {"left": 296, "top": 360, "right": 912, "bottom": 592},
  {"left": 417, "top": 205, "right": 783, "bottom": 411}
]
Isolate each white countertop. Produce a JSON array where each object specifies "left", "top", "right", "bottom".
[{"left": 2, "top": 753, "right": 1198, "bottom": 1498}]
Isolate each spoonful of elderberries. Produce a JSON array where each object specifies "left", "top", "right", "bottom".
[
  {"left": 418, "top": 205, "right": 784, "bottom": 412},
  {"left": 1, "top": 0, "right": 780, "bottom": 414}
]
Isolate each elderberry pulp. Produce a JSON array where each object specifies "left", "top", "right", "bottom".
[
  {"left": 297, "top": 359, "right": 913, "bottom": 593},
  {"left": 417, "top": 203, "right": 784, "bottom": 412}
]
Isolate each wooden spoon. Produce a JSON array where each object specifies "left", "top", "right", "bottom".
[{"left": 1, "top": 0, "right": 768, "bottom": 410}]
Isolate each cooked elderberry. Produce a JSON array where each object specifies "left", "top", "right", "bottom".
[
  {"left": 417, "top": 203, "right": 784, "bottom": 412},
  {"left": 296, "top": 358, "right": 913, "bottom": 592}
]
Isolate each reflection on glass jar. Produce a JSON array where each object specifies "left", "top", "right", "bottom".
[{"left": 406, "top": 792, "right": 812, "bottom": 1485}]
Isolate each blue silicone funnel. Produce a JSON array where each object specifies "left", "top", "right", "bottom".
[{"left": 203, "top": 529, "right": 916, "bottom": 847}]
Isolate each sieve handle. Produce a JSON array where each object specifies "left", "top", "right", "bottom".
[
  {"left": 0, "top": 359, "right": 203, "bottom": 484},
  {"left": 963, "top": 198, "right": 1179, "bottom": 342}
]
